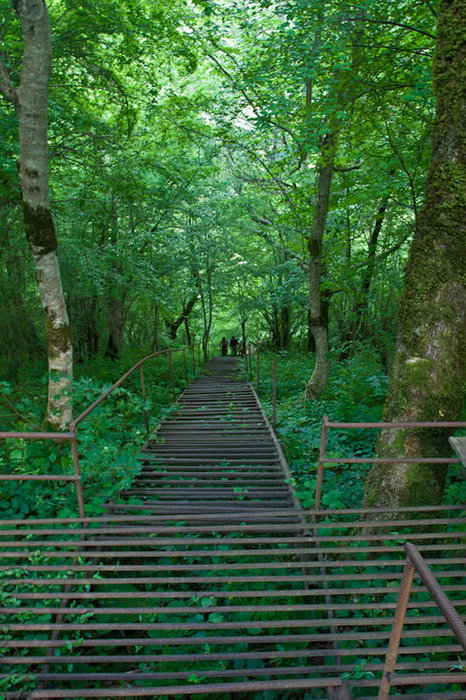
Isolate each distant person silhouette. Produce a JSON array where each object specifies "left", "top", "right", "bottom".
[
  {"left": 220, "top": 337, "right": 228, "bottom": 356},
  {"left": 229, "top": 335, "right": 239, "bottom": 356}
]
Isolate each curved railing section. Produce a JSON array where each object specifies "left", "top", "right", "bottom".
[
  {"left": 0, "top": 344, "right": 200, "bottom": 517},
  {"left": 378, "top": 541, "right": 466, "bottom": 699}
]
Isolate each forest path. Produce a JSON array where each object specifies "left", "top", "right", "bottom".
[
  {"left": 106, "top": 355, "right": 305, "bottom": 524},
  {"left": 2, "top": 358, "right": 466, "bottom": 698}
]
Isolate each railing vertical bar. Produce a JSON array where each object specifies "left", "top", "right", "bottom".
[
  {"left": 70, "top": 434, "right": 85, "bottom": 518},
  {"left": 192, "top": 344, "right": 196, "bottom": 373},
  {"left": 378, "top": 556, "right": 416, "bottom": 700},
  {"left": 183, "top": 348, "right": 188, "bottom": 381},
  {"left": 272, "top": 357, "right": 277, "bottom": 431},
  {"left": 168, "top": 352, "right": 175, "bottom": 402},
  {"left": 314, "top": 415, "right": 329, "bottom": 509},
  {"left": 257, "top": 348, "right": 260, "bottom": 397},
  {"left": 139, "top": 365, "right": 150, "bottom": 434}
]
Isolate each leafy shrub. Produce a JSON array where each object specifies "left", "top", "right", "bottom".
[
  {"left": 255, "top": 345, "right": 389, "bottom": 508},
  {"left": 0, "top": 348, "right": 194, "bottom": 518}
]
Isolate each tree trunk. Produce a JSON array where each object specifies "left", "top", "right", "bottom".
[
  {"left": 280, "top": 304, "right": 291, "bottom": 350},
  {"left": 165, "top": 294, "right": 198, "bottom": 340},
  {"left": 353, "top": 181, "right": 392, "bottom": 339},
  {"left": 364, "top": 0, "right": 466, "bottom": 509},
  {"left": 304, "top": 130, "right": 338, "bottom": 400},
  {"left": 105, "top": 295, "right": 127, "bottom": 359},
  {"left": 184, "top": 316, "right": 192, "bottom": 346},
  {"left": 195, "top": 265, "right": 213, "bottom": 363},
  {"left": 202, "top": 268, "right": 213, "bottom": 361},
  {"left": 1, "top": 0, "right": 73, "bottom": 430},
  {"left": 240, "top": 318, "right": 247, "bottom": 355}
]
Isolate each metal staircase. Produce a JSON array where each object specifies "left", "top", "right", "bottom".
[{"left": 1, "top": 357, "right": 466, "bottom": 698}]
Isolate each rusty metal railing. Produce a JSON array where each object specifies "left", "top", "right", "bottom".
[
  {"left": 315, "top": 416, "right": 466, "bottom": 509},
  {"left": 378, "top": 541, "right": 466, "bottom": 699},
  {"left": 0, "top": 344, "right": 199, "bottom": 518},
  {"left": 247, "top": 343, "right": 261, "bottom": 398}
]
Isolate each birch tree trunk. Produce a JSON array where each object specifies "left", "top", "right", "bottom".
[
  {"left": 0, "top": 0, "right": 73, "bottom": 430},
  {"left": 364, "top": 0, "right": 466, "bottom": 509}
]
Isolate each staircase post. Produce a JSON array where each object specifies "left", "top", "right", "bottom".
[
  {"left": 378, "top": 557, "right": 415, "bottom": 699},
  {"left": 139, "top": 364, "right": 150, "bottom": 434},
  {"left": 315, "top": 416, "right": 329, "bottom": 509}
]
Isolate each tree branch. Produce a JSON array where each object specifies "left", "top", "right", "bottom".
[
  {"left": 343, "top": 17, "right": 435, "bottom": 40},
  {"left": 334, "top": 160, "right": 364, "bottom": 173},
  {"left": 253, "top": 223, "right": 309, "bottom": 274},
  {"left": 0, "top": 62, "right": 18, "bottom": 106},
  {"left": 203, "top": 49, "right": 298, "bottom": 142}
]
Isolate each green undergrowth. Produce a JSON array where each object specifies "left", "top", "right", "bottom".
[
  {"left": 252, "top": 345, "right": 388, "bottom": 509},
  {"left": 252, "top": 344, "right": 466, "bottom": 509},
  {"left": 0, "top": 348, "right": 200, "bottom": 519}
]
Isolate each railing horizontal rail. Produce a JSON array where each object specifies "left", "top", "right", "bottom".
[
  {"left": 324, "top": 420, "right": 466, "bottom": 429},
  {"left": 315, "top": 415, "right": 466, "bottom": 508},
  {"left": 319, "top": 456, "right": 459, "bottom": 464},
  {"left": 0, "top": 474, "right": 79, "bottom": 482},
  {"left": 0, "top": 431, "right": 73, "bottom": 440}
]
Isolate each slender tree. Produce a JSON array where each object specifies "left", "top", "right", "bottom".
[
  {"left": 0, "top": 0, "right": 72, "bottom": 429},
  {"left": 364, "top": 0, "right": 466, "bottom": 509}
]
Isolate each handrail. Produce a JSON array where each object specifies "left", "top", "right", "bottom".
[
  {"left": 0, "top": 344, "right": 199, "bottom": 518},
  {"left": 247, "top": 343, "right": 261, "bottom": 397},
  {"left": 71, "top": 347, "right": 185, "bottom": 429},
  {"left": 378, "top": 542, "right": 466, "bottom": 699},
  {"left": 315, "top": 416, "right": 466, "bottom": 508}
]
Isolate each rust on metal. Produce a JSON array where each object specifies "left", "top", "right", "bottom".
[{"left": 1, "top": 356, "right": 466, "bottom": 698}]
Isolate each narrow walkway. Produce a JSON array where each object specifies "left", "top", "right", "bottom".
[
  {"left": 1, "top": 358, "right": 466, "bottom": 699},
  {"left": 109, "top": 356, "right": 303, "bottom": 523}
]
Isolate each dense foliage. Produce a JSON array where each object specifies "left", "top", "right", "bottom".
[{"left": 1, "top": 0, "right": 437, "bottom": 375}]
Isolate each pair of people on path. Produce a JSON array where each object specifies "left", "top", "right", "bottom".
[{"left": 220, "top": 336, "right": 239, "bottom": 356}]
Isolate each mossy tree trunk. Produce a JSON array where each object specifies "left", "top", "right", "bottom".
[
  {"left": 364, "top": 0, "right": 466, "bottom": 509},
  {"left": 0, "top": 0, "right": 73, "bottom": 430}
]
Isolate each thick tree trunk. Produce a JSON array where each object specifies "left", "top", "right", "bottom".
[
  {"left": 364, "top": 0, "right": 466, "bottom": 509},
  {"left": 4, "top": 0, "right": 73, "bottom": 429},
  {"left": 304, "top": 130, "right": 337, "bottom": 400}
]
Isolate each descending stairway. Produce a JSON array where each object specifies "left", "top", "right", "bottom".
[
  {"left": 1, "top": 357, "right": 466, "bottom": 699},
  {"left": 109, "top": 356, "right": 303, "bottom": 523}
]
